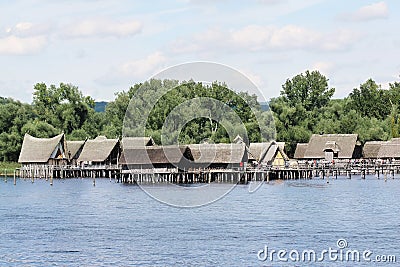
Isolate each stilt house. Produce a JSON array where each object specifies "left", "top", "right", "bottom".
[{"left": 18, "top": 133, "right": 67, "bottom": 167}]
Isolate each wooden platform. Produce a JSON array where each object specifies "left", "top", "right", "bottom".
[{"left": 8, "top": 162, "right": 400, "bottom": 185}]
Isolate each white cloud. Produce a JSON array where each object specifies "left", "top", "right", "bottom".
[
  {"left": 321, "top": 29, "right": 361, "bottom": 51},
  {"left": 170, "top": 24, "right": 359, "bottom": 54},
  {"left": 4, "top": 21, "right": 52, "bottom": 37},
  {"left": 14, "top": 22, "right": 34, "bottom": 32},
  {"left": 64, "top": 18, "right": 142, "bottom": 38},
  {"left": 348, "top": 2, "right": 388, "bottom": 21},
  {"left": 0, "top": 35, "right": 47, "bottom": 55},
  {"left": 267, "top": 25, "right": 319, "bottom": 49},
  {"left": 312, "top": 61, "right": 335, "bottom": 76},
  {"left": 95, "top": 52, "right": 167, "bottom": 87},
  {"left": 0, "top": 21, "right": 50, "bottom": 55},
  {"left": 241, "top": 69, "right": 264, "bottom": 88},
  {"left": 120, "top": 52, "right": 167, "bottom": 78}
]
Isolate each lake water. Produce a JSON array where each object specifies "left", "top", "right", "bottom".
[{"left": 0, "top": 176, "right": 399, "bottom": 266}]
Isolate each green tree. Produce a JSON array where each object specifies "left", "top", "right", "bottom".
[
  {"left": 32, "top": 83, "right": 97, "bottom": 134},
  {"left": 0, "top": 98, "right": 34, "bottom": 161},
  {"left": 120, "top": 79, "right": 272, "bottom": 144},
  {"left": 348, "top": 79, "right": 389, "bottom": 120},
  {"left": 280, "top": 70, "right": 335, "bottom": 111},
  {"left": 270, "top": 70, "right": 335, "bottom": 155},
  {"left": 21, "top": 120, "right": 59, "bottom": 138}
]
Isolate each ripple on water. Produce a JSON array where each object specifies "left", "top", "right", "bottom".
[{"left": 0, "top": 177, "right": 399, "bottom": 266}]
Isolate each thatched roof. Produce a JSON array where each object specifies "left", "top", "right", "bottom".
[
  {"left": 66, "top": 140, "right": 86, "bottom": 159},
  {"left": 18, "top": 133, "right": 65, "bottom": 163},
  {"left": 77, "top": 136, "right": 120, "bottom": 162},
  {"left": 389, "top": 138, "right": 400, "bottom": 144},
  {"left": 363, "top": 141, "right": 386, "bottom": 159},
  {"left": 324, "top": 141, "right": 340, "bottom": 152},
  {"left": 377, "top": 143, "right": 400, "bottom": 158},
  {"left": 189, "top": 143, "right": 247, "bottom": 164},
  {"left": 259, "top": 141, "right": 289, "bottom": 163},
  {"left": 120, "top": 145, "right": 193, "bottom": 165},
  {"left": 122, "top": 137, "right": 155, "bottom": 149},
  {"left": 294, "top": 143, "right": 308, "bottom": 159},
  {"left": 303, "top": 134, "right": 358, "bottom": 159},
  {"left": 248, "top": 142, "right": 285, "bottom": 161}
]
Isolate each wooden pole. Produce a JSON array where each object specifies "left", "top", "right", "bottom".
[{"left": 13, "top": 170, "right": 16, "bottom": 185}]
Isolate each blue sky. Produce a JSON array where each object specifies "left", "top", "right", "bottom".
[{"left": 0, "top": 0, "right": 399, "bottom": 102}]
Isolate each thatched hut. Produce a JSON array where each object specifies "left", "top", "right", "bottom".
[
  {"left": 120, "top": 145, "right": 193, "bottom": 170},
  {"left": 363, "top": 141, "right": 386, "bottom": 159},
  {"left": 294, "top": 143, "right": 308, "bottom": 159},
  {"left": 248, "top": 141, "right": 288, "bottom": 167},
  {"left": 18, "top": 133, "right": 67, "bottom": 166},
  {"left": 66, "top": 140, "right": 86, "bottom": 166},
  {"left": 77, "top": 136, "right": 121, "bottom": 165},
  {"left": 296, "top": 134, "right": 361, "bottom": 160},
  {"left": 376, "top": 143, "right": 400, "bottom": 159},
  {"left": 121, "top": 137, "right": 155, "bottom": 149},
  {"left": 363, "top": 138, "right": 400, "bottom": 159},
  {"left": 188, "top": 143, "right": 248, "bottom": 169}
]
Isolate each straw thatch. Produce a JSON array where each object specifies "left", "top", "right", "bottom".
[
  {"left": 120, "top": 145, "right": 193, "bottom": 166},
  {"left": 18, "top": 133, "right": 66, "bottom": 163},
  {"left": 248, "top": 142, "right": 285, "bottom": 161},
  {"left": 189, "top": 143, "right": 247, "bottom": 164},
  {"left": 122, "top": 137, "right": 155, "bottom": 149},
  {"left": 77, "top": 136, "right": 120, "bottom": 163},
  {"left": 303, "top": 134, "right": 359, "bottom": 159},
  {"left": 259, "top": 141, "right": 289, "bottom": 164},
  {"left": 294, "top": 143, "right": 308, "bottom": 159},
  {"left": 377, "top": 143, "right": 400, "bottom": 159},
  {"left": 389, "top": 138, "right": 400, "bottom": 144},
  {"left": 323, "top": 141, "right": 340, "bottom": 152},
  {"left": 66, "top": 140, "right": 86, "bottom": 160},
  {"left": 363, "top": 141, "right": 386, "bottom": 159}
]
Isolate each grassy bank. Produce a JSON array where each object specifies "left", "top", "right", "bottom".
[{"left": 0, "top": 162, "right": 21, "bottom": 175}]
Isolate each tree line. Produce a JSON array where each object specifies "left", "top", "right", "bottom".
[
  {"left": 270, "top": 71, "right": 400, "bottom": 155},
  {"left": 1, "top": 72, "right": 399, "bottom": 161}
]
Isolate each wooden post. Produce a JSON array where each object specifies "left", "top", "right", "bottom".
[
  {"left": 13, "top": 170, "right": 16, "bottom": 185},
  {"left": 4, "top": 169, "right": 7, "bottom": 183}
]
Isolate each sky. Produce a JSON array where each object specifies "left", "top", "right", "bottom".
[{"left": 0, "top": 0, "right": 399, "bottom": 103}]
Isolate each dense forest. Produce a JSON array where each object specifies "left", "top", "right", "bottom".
[{"left": 1, "top": 70, "right": 400, "bottom": 162}]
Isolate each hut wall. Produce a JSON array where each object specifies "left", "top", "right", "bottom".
[
  {"left": 272, "top": 151, "right": 285, "bottom": 167},
  {"left": 325, "top": 151, "right": 333, "bottom": 161},
  {"left": 47, "top": 158, "right": 67, "bottom": 166}
]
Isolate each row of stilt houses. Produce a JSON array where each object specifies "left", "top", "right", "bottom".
[{"left": 15, "top": 132, "right": 400, "bottom": 183}]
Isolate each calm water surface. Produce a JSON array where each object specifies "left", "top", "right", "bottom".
[{"left": 0, "top": 176, "right": 399, "bottom": 266}]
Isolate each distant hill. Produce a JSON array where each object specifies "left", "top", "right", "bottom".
[
  {"left": 259, "top": 102, "right": 270, "bottom": 111},
  {"left": 94, "top": 101, "right": 107, "bottom": 112}
]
